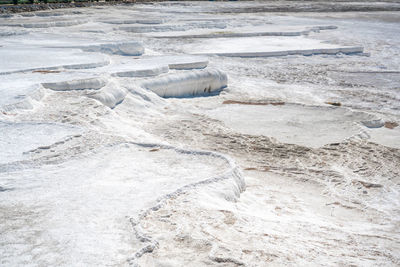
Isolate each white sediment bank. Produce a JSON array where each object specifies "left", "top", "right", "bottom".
[
  {"left": 140, "top": 69, "right": 228, "bottom": 98},
  {"left": 119, "top": 21, "right": 227, "bottom": 33},
  {"left": 87, "top": 81, "right": 128, "bottom": 108},
  {"left": 42, "top": 77, "right": 107, "bottom": 91},
  {"left": 0, "top": 121, "right": 82, "bottom": 164},
  {"left": 0, "top": 48, "right": 110, "bottom": 75},
  {"left": 146, "top": 25, "right": 338, "bottom": 38},
  {"left": 1, "top": 19, "right": 88, "bottom": 28},
  {"left": 1, "top": 2, "right": 398, "bottom": 267},
  {"left": 184, "top": 36, "right": 364, "bottom": 57},
  {"left": 76, "top": 41, "right": 145, "bottom": 56}
]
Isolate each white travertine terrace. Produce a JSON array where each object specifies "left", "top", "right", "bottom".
[
  {"left": 140, "top": 69, "right": 227, "bottom": 98},
  {"left": 1, "top": 2, "right": 399, "bottom": 267},
  {"left": 183, "top": 36, "right": 364, "bottom": 57}
]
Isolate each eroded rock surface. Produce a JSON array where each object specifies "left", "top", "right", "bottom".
[{"left": 0, "top": 2, "right": 399, "bottom": 267}]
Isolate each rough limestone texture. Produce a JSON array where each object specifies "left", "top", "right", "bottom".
[
  {"left": 1, "top": 2, "right": 399, "bottom": 267},
  {"left": 183, "top": 36, "right": 364, "bottom": 57},
  {"left": 140, "top": 69, "right": 228, "bottom": 98}
]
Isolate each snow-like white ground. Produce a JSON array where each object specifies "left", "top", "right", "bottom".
[
  {"left": 144, "top": 25, "right": 338, "bottom": 38},
  {"left": 183, "top": 36, "right": 363, "bottom": 57},
  {"left": 1, "top": 1, "right": 399, "bottom": 266},
  {"left": 0, "top": 143, "right": 232, "bottom": 266},
  {"left": 0, "top": 121, "right": 81, "bottom": 164},
  {"left": 0, "top": 48, "right": 109, "bottom": 74},
  {"left": 206, "top": 104, "right": 378, "bottom": 148}
]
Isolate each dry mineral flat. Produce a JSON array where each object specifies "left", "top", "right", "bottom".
[
  {"left": 206, "top": 104, "right": 378, "bottom": 148},
  {"left": 0, "top": 121, "right": 82, "bottom": 164},
  {"left": 183, "top": 36, "right": 363, "bottom": 57},
  {"left": 0, "top": 1, "right": 399, "bottom": 266},
  {"left": 0, "top": 143, "right": 232, "bottom": 266},
  {"left": 0, "top": 47, "right": 109, "bottom": 74},
  {"left": 145, "top": 25, "right": 337, "bottom": 38}
]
